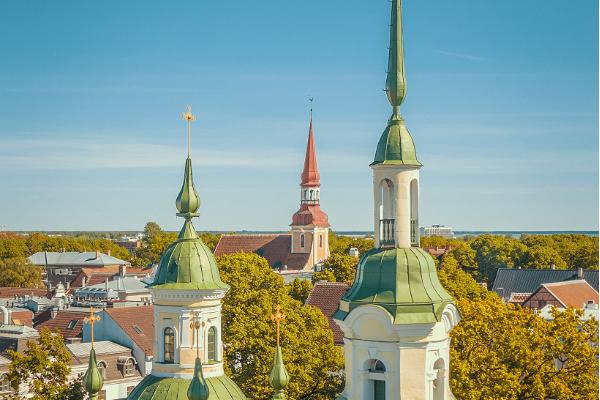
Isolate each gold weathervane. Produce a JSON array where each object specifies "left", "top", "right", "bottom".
[
  {"left": 84, "top": 307, "right": 101, "bottom": 347},
  {"left": 190, "top": 312, "right": 205, "bottom": 358},
  {"left": 270, "top": 304, "right": 286, "bottom": 346},
  {"left": 181, "top": 105, "right": 197, "bottom": 158}
]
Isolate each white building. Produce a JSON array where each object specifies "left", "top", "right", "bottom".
[{"left": 420, "top": 225, "right": 456, "bottom": 239}]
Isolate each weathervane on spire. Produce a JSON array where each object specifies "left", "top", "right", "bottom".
[
  {"left": 270, "top": 305, "right": 286, "bottom": 346},
  {"left": 308, "top": 97, "right": 314, "bottom": 118},
  {"left": 181, "top": 105, "right": 197, "bottom": 158},
  {"left": 84, "top": 307, "right": 101, "bottom": 348},
  {"left": 190, "top": 312, "right": 204, "bottom": 358}
]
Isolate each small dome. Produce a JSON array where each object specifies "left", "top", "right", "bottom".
[
  {"left": 335, "top": 247, "right": 453, "bottom": 324},
  {"left": 127, "top": 375, "right": 246, "bottom": 400},
  {"left": 372, "top": 116, "right": 421, "bottom": 167},
  {"left": 151, "top": 220, "right": 229, "bottom": 291}
]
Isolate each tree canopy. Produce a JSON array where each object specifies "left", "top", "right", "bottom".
[
  {"left": 217, "top": 253, "right": 344, "bottom": 400},
  {"left": 0, "top": 258, "right": 43, "bottom": 288}
]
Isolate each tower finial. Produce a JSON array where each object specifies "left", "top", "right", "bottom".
[
  {"left": 309, "top": 97, "right": 314, "bottom": 119},
  {"left": 84, "top": 307, "right": 101, "bottom": 348},
  {"left": 181, "top": 105, "right": 197, "bottom": 158},
  {"left": 269, "top": 305, "right": 290, "bottom": 400},
  {"left": 386, "top": 0, "right": 407, "bottom": 117},
  {"left": 83, "top": 308, "right": 103, "bottom": 400}
]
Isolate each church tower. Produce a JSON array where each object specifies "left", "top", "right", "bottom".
[
  {"left": 127, "top": 107, "right": 246, "bottom": 400},
  {"left": 333, "top": 2, "right": 460, "bottom": 399},
  {"left": 290, "top": 114, "right": 330, "bottom": 268}
]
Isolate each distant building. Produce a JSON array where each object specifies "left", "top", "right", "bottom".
[
  {"left": 33, "top": 308, "right": 90, "bottom": 343},
  {"left": 28, "top": 250, "right": 130, "bottom": 287},
  {"left": 522, "top": 280, "right": 598, "bottom": 310},
  {"left": 492, "top": 268, "right": 599, "bottom": 303},
  {"left": 73, "top": 276, "right": 151, "bottom": 305},
  {"left": 420, "top": 225, "right": 456, "bottom": 239},
  {"left": 215, "top": 116, "right": 330, "bottom": 274},
  {"left": 305, "top": 281, "right": 349, "bottom": 346},
  {"left": 116, "top": 237, "right": 142, "bottom": 254}
]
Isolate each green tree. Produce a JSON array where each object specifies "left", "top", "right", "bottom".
[
  {"left": 0, "top": 233, "right": 29, "bottom": 259},
  {"left": 136, "top": 222, "right": 177, "bottom": 265},
  {"left": 6, "top": 328, "right": 85, "bottom": 400},
  {"left": 287, "top": 279, "right": 313, "bottom": 303},
  {"left": 217, "top": 253, "right": 344, "bottom": 400},
  {"left": 470, "top": 235, "right": 528, "bottom": 283},
  {"left": 311, "top": 269, "right": 337, "bottom": 284},
  {"left": 200, "top": 232, "right": 221, "bottom": 252},
  {"left": 438, "top": 254, "right": 493, "bottom": 302},
  {"left": 320, "top": 253, "right": 358, "bottom": 284},
  {"left": 0, "top": 258, "right": 43, "bottom": 288},
  {"left": 328, "top": 232, "right": 373, "bottom": 257},
  {"left": 521, "top": 245, "right": 568, "bottom": 269}
]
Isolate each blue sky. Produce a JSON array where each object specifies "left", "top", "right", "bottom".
[{"left": 0, "top": 0, "right": 597, "bottom": 232}]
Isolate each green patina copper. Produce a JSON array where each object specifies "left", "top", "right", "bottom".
[
  {"left": 333, "top": 247, "right": 453, "bottom": 324},
  {"left": 268, "top": 346, "right": 290, "bottom": 400},
  {"left": 151, "top": 158, "right": 229, "bottom": 291},
  {"left": 372, "top": 0, "right": 421, "bottom": 167},
  {"left": 128, "top": 375, "right": 246, "bottom": 400},
  {"left": 84, "top": 348, "right": 103, "bottom": 400},
  {"left": 188, "top": 358, "right": 210, "bottom": 400}
]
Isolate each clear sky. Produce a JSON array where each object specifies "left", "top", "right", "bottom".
[{"left": 0, "top": 0, "right": 597, "bottom": 232}]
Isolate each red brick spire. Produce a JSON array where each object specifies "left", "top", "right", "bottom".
[{"left": 301, "top": 117, "right": 320, "bottom": 187}]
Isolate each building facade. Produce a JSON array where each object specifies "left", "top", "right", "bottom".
[{"left": 333, "top": 1, "right": 460, "bottom": 399}]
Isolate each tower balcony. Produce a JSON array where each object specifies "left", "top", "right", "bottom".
[
  {"left": 301, "top": 199, "right": 320, "bottom": 205},
  {"left": 379, "top": 219, "right": 395, "bottom": 247}
]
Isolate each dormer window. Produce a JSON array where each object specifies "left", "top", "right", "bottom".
[{"left": 300, "top": 235, "right": 305, "bottom": 248}]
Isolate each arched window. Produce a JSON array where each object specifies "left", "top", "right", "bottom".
[
  {"left": 124, "top": 358, "right": 135, "bottom": 376},
  {"left": 379, "top": 179, "right": 395, "bottom": 246},
  {"left": 432, "top": 358, "right": 446, "bottom": 400},
  {"left": 300, "top": 234, "right": 305, "bottom": 248},
  {"left": 97, "top": 361, "right": 107, "bottom": 379},
  {"left": 410, "top": 179, "right": 419, "bottom": 246},
  {"left": 0, "top": 374, "right": 10, "bottom": 393},
  {"left": 207, "top": 327, "right": 217, "bottom": 361},
  {"left": 319, "top": 235, "right": 323, "bottom": 248},
  {"left": 367, "top": 359, "right": 386, "bottom": 400},
  {"left": 163, "top": 327, "right": 175, "bottom": 364}
]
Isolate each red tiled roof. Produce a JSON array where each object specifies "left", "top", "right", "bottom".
[
  {"left": 214, "top": 234, "right": 310, "bottom": 271},
  {"left": 305, "top": 281, "right": 349, "bottom": 346},
  {"left": 70, "top": 267, "right": 149, "bottom": 288},
  {"left": 11, "top": 310, "right": 33, "bottom": 327},
  {"left": 291, "top": 204, "right": 330, "bottom": 228},
  {"left": 542, "top": 280, "right": 599, "bottom": 308},
  {"left": 105, "top": 306, "right": 154, "bottom": 355},
  {"left": 34, "top": 310, "right": 89, "bottom": 340},
  {"left": 301, "top": 117, "right": 320, "bottom": 187},
  {"left": 0, "top": 287, "right": 48, "bottom": 299}
]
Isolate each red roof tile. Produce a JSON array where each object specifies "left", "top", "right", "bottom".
[
  {"left": 0, "top": 287, "right": 48, "bottom": 299},
  {"left": 542, "top": 280, "right": 599, "bottom": 308},
  {"left": 306, "top": 281, "right": 349, "bottom": 346},
  {"left": 34, "top": 310, "right": 89, "bottom": 340},
  {"left": 214, "top": 234, "right": 310, "bottom": 271},
  {"left": 105, "top": 306, "right": 154, "bottom": 355},
  {"left": 291, "top": 204, "right": 330, "bottom": 227},
  {"left": 10, "top": 310, "right": 33, "bottom": 327}
]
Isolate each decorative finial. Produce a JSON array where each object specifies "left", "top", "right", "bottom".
[
  {"left": 84, "top": 307, "right": 101, "bottom": 348},
  {"left": 309, "top": 97, "right": 314, "bottom": 118},
  {"left": 269, "top": 305, "right": 290, "bottom": 400},
  {"left": 270, "top": 304, "right": 286, "bottom": 347},
  {"left": 84, "top": 347, "right": 103, "bottom": 400},
  {"left": 385, "top": 0, "right": 407, "bottom": 118},
  {"left": 188, "top": 357, "right": 210, "bottom": 400},
  {"left": 189, "top": 312, "right": 204, "bottom": 359},
  {"left": 181, "top": 105, "right": 197, "bottom": 158}
]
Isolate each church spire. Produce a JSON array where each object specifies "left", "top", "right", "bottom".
[
  {"left": 386, "top": 0, "right": 407, "bottom": 117},
  {"left": 301, "top": 112, "right": 320, "bottom": 188}
]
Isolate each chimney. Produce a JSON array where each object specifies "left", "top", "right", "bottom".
[
  {"left": 551, "top": 264, "right": 556, "bottom": 270},
  {"left": 119, "top": 264, "right": 126, "bottom": 277},
  {"left": 66, "top": 281, "right": 70, "bottom": 290},
  {"left": 82, "top": 277, "right": 86, "bottom": 288},
  {"left": 95, "top": 250, "right": 100, "bottom": 259},
  {"left": 105, "top": 278, "right": 109, "bottom": 293},
  {"left": 107, "top": 250, "right": 111, "bottom": 257},
  {"left": 50, "top": 307, "right": 58, "bottom": 319},
  {"left": 577, "top": 267, "right": 584, "bottom": 279}
]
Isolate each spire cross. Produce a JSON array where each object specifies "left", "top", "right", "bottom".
[
  {"left": 84, "top": 307, "right": 101, "bottom": 348},
  {"left": 181, "top": 105, "right": 197, "bottom": 158},
  {"left": 190, "top": 312, "right": 204, "bottom": 358},
  {"left": 270, "top": 305, "right": 286, "bottom": 346}
]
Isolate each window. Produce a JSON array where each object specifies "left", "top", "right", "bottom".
[
  {"left": 97, "top": 361, "right": 107, "bottom": 379},
  {"left": 163, "top": 327, "right": 175, "bottom": 364},
  {"left": 0, "top": 374, "right": 10, "bottom": 393},
  {"left": 319, "top": 235, "right": 323, "bottom": 248},
  {"left": 67, "top": 320, "right": 78, "bottom": 330},
  {"left": 367, "top": 360, "right": 386, "bottom": 400},
  {"left": 124, "top": 358, "right": 135, "bottom": 376},
  {"left": 207, "top": 327, "right": 217, "bottom": 361},
  {"left": 300, "top": 234, "right": 305, "bottom": 248}
]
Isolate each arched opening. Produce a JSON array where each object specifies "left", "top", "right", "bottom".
[
  {"left": 366, "top": 359, "right": 386, "bottom": 400},
  {"left": 0, "top": 374, "right": 10, "bottom": 394},
  {"left": 163, "top": 327, "right": 175, "bottom": 364},
  {"left": 300, "top": 234, "right": 305, "bottom": 248},
  {"left": 207, "top": 326, "right": 217, "bottom": 362},
  {"left": 410, "top": 179, "right": 419, "bottom": 246},
  {"left": 432, "top": 358, "right": 446, "bottom": 400},
  {"left": 379, "top": 179, "right": 395, "bottom": 247},
  {"left": 123, "top": 358, "right": 135, "bottom": 376},
  {"left": 97, "top": 361, "right": 107, "bottom": 379}
]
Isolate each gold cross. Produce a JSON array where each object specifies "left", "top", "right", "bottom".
[
  {"left": 270, "top": 304, "right": 286, "bottom": 346},
  {"left": 189, "top": 312, "right": 204, "bottom": 358},
  {"left": 181, "top": 105, "right": 197, "bottom": 158},
  {"left": 84, "top": 307, "right": 101, "bottom": 347}
]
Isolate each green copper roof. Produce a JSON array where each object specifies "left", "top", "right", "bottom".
[
  {"left": 268, "top": 346, "right": 289, "bottom": 400},
  {"left": 84, "top": 348, "right": 103, "bottom": 399},
  {"left": 333, "top": 247, "right": 453, "bottom": 324},
  {"left": 151, "top": 158, "right": 228, "bottom": 291},
  {"left": 188, "top": 358, "right": 210, "bottom": 400},
  {"left": 372, "top": 0, "right": 421, "bottom": 167},
  {"left": 127, "top": 375, "right": 246, "bottom": 400}
]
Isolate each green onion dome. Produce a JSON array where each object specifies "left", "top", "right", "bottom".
[
  {"left": 268, "top": 346, "right": 290, "bottom": 400},
  {"left": 372, "top": 113, "right": 421, "bottom": 167},
  {"left": 188, "top": 358, "right": 210, "bottom": 400},
  {"left": 334, "top": 247, "right": 453, "bottom": 324},
  {"left": 84, "top": 348, "right": 103, "bottom": 399},
  {"left": 127, "top": 375, "right": 246, "bottom": 400}
]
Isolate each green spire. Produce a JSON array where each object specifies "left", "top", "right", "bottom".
[
  {"left": 187, "top": 357, "right": 210, "bottom": 400},
  {"left": 84, "top": 348, "right": 103, "bottom": 400},
  {"left": 269, "top": 346, "right": 290, "bottom": 400},
  {"left": 372, "top": 0, "right": 421, "bottom": 167},
  {"left": 386, "top": 0, "right": 407, "bottom": 113},
  {"left": 176, "top": 157, "right": 201, "bottom": 219}
]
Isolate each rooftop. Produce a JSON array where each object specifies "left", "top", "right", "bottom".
[
  {"left": 28, "top": 251, "right": 129, "bottom": 267},
  {"left": 539, "top": 280, "right": 598, "bottom": 308},
  {"left": 105, "top": 306, "right": 154, "bottom": 355},
  {"left": 67, "top": 340, "right": 132, "bottom": 357},
  {"left": 306, "top": 281, "right": 350, "bottom": 346}
]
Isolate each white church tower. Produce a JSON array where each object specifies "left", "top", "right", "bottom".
[{"left": 333, "top": 1, "right": 460, "bottom": 399}]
